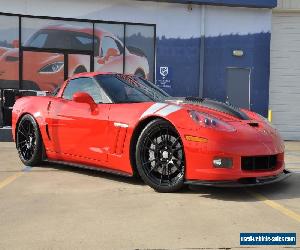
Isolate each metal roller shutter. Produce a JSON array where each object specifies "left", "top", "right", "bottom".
[{"left": 270, "top": 12, "right": 300, "bottom": 140}]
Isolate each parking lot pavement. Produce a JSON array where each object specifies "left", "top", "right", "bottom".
[{"left": 0, "top": 142, "right": 299, "bottom": 250}]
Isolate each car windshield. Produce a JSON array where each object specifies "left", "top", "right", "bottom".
[
  {"left": 94, "top": 74, "right": 170, "bottom": 103},
  {"left": 24, "top": 29, "right": 99, "bottom": 54}
]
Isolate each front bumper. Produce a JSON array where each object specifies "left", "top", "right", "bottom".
[
  {"left": 185, "top": 169, "right": 292, "bottom": 187},
  {"left": 178, "top": 123, "right": 286, "bottom": 181}
]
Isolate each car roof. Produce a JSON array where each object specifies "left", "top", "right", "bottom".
[
  {"left": 68, "top": 72, "right": 140, "bottom": 80},
  {"left": 69, "top": 72, "right": 113, "bottom": 80},
  {"left": 40, "top": 24, "right": 110, "bottom": 38}
]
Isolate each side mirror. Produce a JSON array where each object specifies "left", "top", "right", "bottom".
[
  {"left": 106, "top": 48, "right": 119, "bottom": 58},
  {"left": 97, "top": 57, "right": 105, "bottom": 65},
  {"left": 12, "top": 39, "right": 19, "bottom": 48},
  {"left": 97, "top": 48, "right": 119, "bottom": 65},
  {"left": 72, "top": 92, "right": 98, "bottom": 114}
]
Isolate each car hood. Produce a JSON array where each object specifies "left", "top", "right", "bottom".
[
  {"left": 164, "top": 97, "right": 250, "bottom": 122},
  {"left": 162, "top": 97, "right": 280, "bottom": 142}
]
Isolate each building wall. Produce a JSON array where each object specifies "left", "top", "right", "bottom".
[
  {"left": 0, "top": 0, "right": 272, "bottom": 115},
  {"left": 276, "top": 0, "right": 300, "bottom": 10},
  {"left": 204, "top": 6, "right": 272, "bottom": 116},
  {"left": 269, "top": 0, "right": 300, "bottom": 140}
]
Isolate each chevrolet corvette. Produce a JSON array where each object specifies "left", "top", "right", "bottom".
[{"left": 12, "top": 72, "right": 291, "bottom": 192}]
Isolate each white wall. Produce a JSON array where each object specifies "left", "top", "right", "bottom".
[
  {"left": 205, "top": 6, "right": 271, "bottom": 36},
  {"left": 276, "top": 0, "right": 300, "bottom": 10},
  {"left": 0, "top": 0, "right": 202, "bottom": 39},
  {"left": 0, "top": 0, "right": 272, "bottom": 39}
]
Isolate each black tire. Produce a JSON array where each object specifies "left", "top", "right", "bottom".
[
  {"left": 16, "top": 114, "right": 43, "bottom": 166},
  {"left": 134, "top": 69, "right": 146, "bottom": 78},
  {"left": 135, "top": 119, "right": 185, "bottom": 192},
  {"left": 74, "top": 66, "right": 87, "bottom": 74}
]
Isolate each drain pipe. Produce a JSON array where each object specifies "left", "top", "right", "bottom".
[{"left": 199, "top": 5, "right": 205, "bottom": 97}]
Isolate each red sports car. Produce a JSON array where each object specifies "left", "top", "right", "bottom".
[{"left": 12, "top": 72, "right": 290, "bottom": 192}]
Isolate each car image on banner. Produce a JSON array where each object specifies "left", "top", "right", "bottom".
[{"left": 0, "top": 25, "right": 150, "bottom": 91}]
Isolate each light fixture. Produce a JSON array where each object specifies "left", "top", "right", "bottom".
[
  {"left": 232, "top": 50, "right": 244, "bottom": 57},
  {"left": 213, "top": 157, "right": 233, "bottom": 168}
]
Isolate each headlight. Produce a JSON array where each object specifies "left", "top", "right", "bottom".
[
  {"left": 188, "top": 110, "right": 236, "bottom": 132},
  {"left": 256, "top": 113, "right": 277, "bottom": 130},
  {"left": 39, "top": 62, "right": 64, "bottom": 73}
]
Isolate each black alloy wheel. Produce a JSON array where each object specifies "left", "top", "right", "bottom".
[
  {"left": 136, "top": 119, "right": 185, "bottom": 192},
  {"left": 16, "top": 114, "right": 43, "bottom": 166}
]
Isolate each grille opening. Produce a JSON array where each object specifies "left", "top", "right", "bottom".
[
  {"left": 248, "top": 122, "right": 259, "bottom": 127},
  {"left": 241, "top": 155, "right": 277, "bottom": 171}
]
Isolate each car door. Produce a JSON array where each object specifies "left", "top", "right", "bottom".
[
  {"left": 47, "top": 77, "right": 110, "bottom": 163},
  {"left": 94, "top": 36, "right": 124, "bottom": 73}
]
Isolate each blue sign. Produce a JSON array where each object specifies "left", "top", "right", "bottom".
[
  {"left": 156, "top": 66, "right": 172, "bottom": 89},
  {"left": 240, "top": 233, "right": 296, "bottom": 245}
]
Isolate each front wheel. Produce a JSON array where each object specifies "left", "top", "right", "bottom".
[
  {"left": 16, "top": 114, "right": 43, "bottom": 166},
  {"left": 135, "top": 119, "right": 185, "bottom": 192}
]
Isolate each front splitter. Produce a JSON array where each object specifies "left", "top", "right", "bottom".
[{"left": 185, "top": 169, "right": 292, "bottom": 187}]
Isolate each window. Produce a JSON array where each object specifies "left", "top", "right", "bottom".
[
  {"left": 0, "top": 15, "right": 19, "bottom": 89},
  {"left": 29, "top": 33, "right": 48, "bottom": 48},
  {"left": 95, "top": 75, "right": 165, "bottom": 103},
  {"left": 94, "top": 23, "right": 124, "bottom": 73},
  {"left": 63, "top": 77, "right": 102, "bottom": 103},
  {"left": 22, "top": 18, "right": 94, "bottom": 51},
  {"left": 25, "top": 30, "right": 98, "bottom": 51},
  {"left": 101, "top": 37, "right": 120, "bottom": 57},
  {"left": 125, "top": 24, "right": 155, "bottom": 81}
]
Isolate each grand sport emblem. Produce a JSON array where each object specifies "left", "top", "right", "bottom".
[{"left": 160, "top": 66, "right": 169, "bottom": 78}]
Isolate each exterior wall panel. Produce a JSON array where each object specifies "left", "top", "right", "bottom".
[
  {"left": 270, "top": 12, "right": 300, "bottom": 140},
  {"left": 203, "top": 6, "right": 272, "bottom": 116}
]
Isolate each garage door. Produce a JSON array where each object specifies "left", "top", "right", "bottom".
[{"left": 270, "top": 12, "right": 300, "bottom": 140}]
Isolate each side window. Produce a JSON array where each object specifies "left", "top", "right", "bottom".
[
  {"left": 28, "top": 33, "right": 48, "bottom": 48},
  {"left": 62, "top": 77, "right": 102, "bottom": 103},
  {"left": 101, "top": 36, "right": 120, "bottom": 57}
]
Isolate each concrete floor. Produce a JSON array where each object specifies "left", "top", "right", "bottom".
[{"left": 0, "top": 142, "right": 299, "bottom": 250}]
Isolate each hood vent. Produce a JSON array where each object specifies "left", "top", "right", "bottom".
[
  {"left": 5, "top": 56, "right": 19, "bottom": 62},
  {"left": 184, "top": 97, "right": 250, "bottom": 121},
  {"left": 248, "top": 122, "right": 259, "bottom": 127}
]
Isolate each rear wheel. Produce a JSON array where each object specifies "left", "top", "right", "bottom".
[
  {"left": 134, "top": 69, "right": 146, "bottom": 78},
  {"left": 74, "top": 66, "right": 87, "bottom": 74},
  {"left": 16, "top": 114, "right": 43, "bottom": 166},
  {"left": 135, "top": 119, "right": 185, "bottom": 192}
]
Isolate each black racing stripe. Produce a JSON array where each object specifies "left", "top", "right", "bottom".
[{"left": 184, "top": 97, "right": 250, "bottom": 120}]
